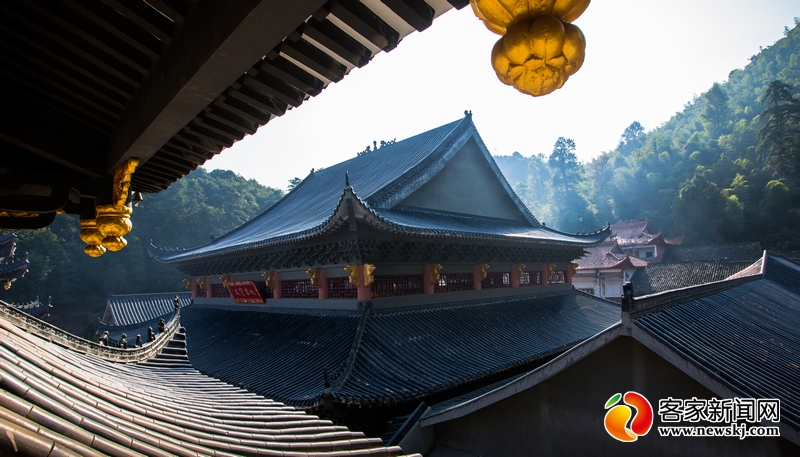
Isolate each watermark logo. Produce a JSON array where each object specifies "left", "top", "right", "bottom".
[{"left": 604, "top": 391, "right": 654, "bottom": 442}]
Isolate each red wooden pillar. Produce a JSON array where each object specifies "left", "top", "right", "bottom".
[
  {"left": 273, "top": 272, "right": 282, "bottom": 299},
  {"left": 357, "top": 264, "right": 371, "bottom": 300},
  {"left": 205, "top": 278, "right": 212, "bottom": 298},
  {"left": 423, "top": 264, "right": 435, "bottom": 295},
  {"left": 510, "top": 265, "right": 519, "bottom": 288},
  {"left": 473, "top": 264, "right": 482, "bottom": 291},
  {"left": 318, "top": 269, "right": 328, "bottom": 300},
  {"left": 190, "top": 278, "right": 197, "bottom": 298},
  {"left": 566, "top": 264, "right": 575, "bottom": 284},
  {"left": 541, "top": 265, "right": 550, "bottom": 286}
]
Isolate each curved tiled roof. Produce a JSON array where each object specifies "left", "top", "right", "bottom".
[
  {"left": 576, "top": 240, "right": 648, "bottom": 270},
  {"left": 181, "top": 290, "right": 620, "bottom": 408},
  {"left": 662, "top": 242, "right": 763, "bottom": 262},
  {"left": 0, "top": 251, "right": 28, "bottom": 282},
  {"left": 102, "top": 291, "right": 193, "bottom": 327},
  {"left": 634, "top": 256, "right": 800, "bottom": 429},
  {"left": 0, "top": 312, "right": 416, "bottom": 456},
  {"left": 630, "top": 259, "right": 757, "bottom": 296},
  {"left": 0, "top": 231, "right": 15, "bottom": 260},
  {"left": 150, "top": 118, "right": 609, "bottom": 263}
]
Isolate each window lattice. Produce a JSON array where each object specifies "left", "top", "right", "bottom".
[
  {"left": 281, "top": 279, "right": 318, "bottom": 299},
  {"left": 254, "top": 281, "right": 274, "bottom": 299},
  {"left": 482, "top": 272, "right": 511, "bottom": 289},
  {"left": 519, "top": 271, "right": 542, "bottom": 286},
  {"left": 327, "top": 277, "right": 357, "bottom": 299},
  {"left": 434, "top": 273, "right": 473, "bottom": 293},
  {"left": 548, "top": 270, "right": 566, "bottom": 284},
  {"left": 371, "top": 275, "right": 424, "bottom": 298},
  {"left": 210, "top": 283, "right": 230, "bottom": 298}
]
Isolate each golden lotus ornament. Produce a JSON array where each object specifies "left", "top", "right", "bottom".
[{"left": 471, "top": 0, "right": 589, "bottom": 97}]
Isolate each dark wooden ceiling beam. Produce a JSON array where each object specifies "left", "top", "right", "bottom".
[
  {"left": 214, "top": 97, "right": 271, "bottom": 126},
  {"left": 325, "top": 0, "right": 399, "bottom": 51},
  {"left": 106, "top": 0, "right": 327, "bottom": 173},
  {"left": 298, "top": 18, "right": 372, "bottom": 68},
  {"left": 380, "top": 0, "right": 434, "bottom": 32}
]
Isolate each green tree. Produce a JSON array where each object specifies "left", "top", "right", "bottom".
[
  {"left": 701, "top": 83, "right": 730, "bottom": 139},
  {"left": 617, "top": 121, "right": 645, "bottom": 155},
  {"left": 757, "top": 80, "right": 800, "bottom": 179}
]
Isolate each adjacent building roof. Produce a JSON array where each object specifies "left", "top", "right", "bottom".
[
  {"left": 0, "top": 232, "right": 16, "bottom": 260},
  {"left": 419, "top": 254, "right": 800, "bottom": 445},
  {"left": 662, "top": 242, "right": 763, "bottom": 262},
  {"left": 608, "top": 219, "right": 683, "bottom": 248},
  {"left": 100, "top": 291, "right": 192, "bottom": 327},
  {"left": 181, "top": 289, "right": 620, "bottom": 409},
  {"left": 0, "top": 302, "right": 418, "bottom": 456},
  {"left": 0, "top": 251, "right": 29, "bottom": 282},
  {"left": 576, "top": 240, "right": 648, "bottom": 270},
  {"left": 630, "top": 258, "right": 761, "bottom": 296},
  {"left": 6, "top": 296, "right": 51, "bottom": 319},
  {"left": 151, "top": 116, "right": 609, "bottom": 264}
]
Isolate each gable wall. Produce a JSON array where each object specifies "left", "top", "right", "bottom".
[
  {"left": 427, "top": 337, "right": 795, "bottom": 456},
  {"left": 397, "top": 137, "right": 528, "bottom": 222}
]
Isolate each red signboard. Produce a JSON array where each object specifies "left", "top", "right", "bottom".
[{"left": 226, "top": 280, "right": 265, "bottom": 304}]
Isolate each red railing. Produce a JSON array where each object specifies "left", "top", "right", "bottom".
[
  {"left": 328, "top": 277, "right": 357, "bottom": 299},
  {"left": 434, "top": 273, "right": 473, "bottom": 293},
  {"left": 548, "top": 270, "right": 566, "bottom": 284},
  {"left": 371, "top": 275, "right": 424, "bottom": 298},
  {"left": 482, "top": 272, "right": 511, "bottom": 289},
  {"left": 519, "top": 271, "right": 542, "bottom": 286},
  {"left": 210, "top": 283, "right": 230, "bottom": 298},
  {"left": 281, "top": 279, "right": 318, "bottom": 299}
]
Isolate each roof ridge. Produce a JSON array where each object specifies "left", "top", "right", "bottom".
[
  {"left": 329, "top": 307, "right": 371, "bottom": 394},
  {"left": 630, "top": 274, "right": 763, "bottom": 318}
]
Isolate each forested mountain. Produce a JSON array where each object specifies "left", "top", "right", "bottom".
[
  {"left": 1, "top": 169, "right": 282, "bottom": 336},
  {"left": 496, "top": 21, "right": 800, "bottom": 249}
]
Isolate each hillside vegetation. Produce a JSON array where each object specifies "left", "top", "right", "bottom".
[
  {"left": 496, "top": 21, "right": 800, "bottom": 249},
  {"left": 1, "top": 169, "right": 282, "bottom": 336}
]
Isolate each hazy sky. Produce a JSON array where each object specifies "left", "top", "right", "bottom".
[{"left": 205, "top": 1, "right": 799, "bottom": 191}]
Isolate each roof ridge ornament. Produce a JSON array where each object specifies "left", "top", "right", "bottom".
[{"left": 345, "top": 171, "right": 350, "bottom": 189}]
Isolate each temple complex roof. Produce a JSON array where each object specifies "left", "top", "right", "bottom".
[
  {"left": 662, "top": 242, "right": 763, "bottom": 262},
  {"left": 0, "top": 251, "right": 29, "bottom": 284},
  {"left": 100, "top": 291, "right": 192, "bottom": 327},
  {"left": 630, "top": 258, "right": 762, "bottom": 296},
  {"left": 419, "top": 254, "right": 800, "bottom": 446},
  {"left": 180, "top": 288, "right": 619, "bottom": 408},
  {"left": 0, "top": 232, "right": 16, "bottom": 260},
  {"left": 6, "top": 296, "right": 51, "bottom": 319},
  {"left": 576, "top": 240, "right": 648, "bottom": 270},
  {"left": 0, "top": 300, "right": 418, "bottom": 456},
  {"left": 150, "top": 116, "right": 609, "bottom": 265},
  {"left": 608, "top": 219, "right": 683, "bottom": 248}
]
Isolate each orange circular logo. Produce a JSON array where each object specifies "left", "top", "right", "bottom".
[{"left": 604, "top": 391, "right": 654, "bottom": 442}]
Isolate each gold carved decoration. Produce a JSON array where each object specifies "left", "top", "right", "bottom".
[
  {"left": 363, "top": 264, "right": 376, "bottom": 287},
  {"left": 0, "top": 212, "right": 39, "bottom": 218},
  {"left": 262, "top": 271, "right": 276, "bottom": 289},
  {"left": 306, "top": 267, "right": 322, "bottom": 287},
  {"left": 472, "top": 0, "right": 589, "bottom": 97},
  {"left": 344, "top": 264, "right": 360, "bottom": 287},
  {"left": 3, "top": 280, "right": 11, "bottom": 291},
  {"left": 478, "top": 264, "right": 489, "bottom": 280},
  {"left": 546, "top": 263, "right": 556, "bottom": 275},
  {"left": 219, "top": 275, "right": 233, "bottom": 285},
  {"left": 570, "top": 263, "right": 579, "bottom": 275},
  {"left": 183, "top": 279, "right": 193, "bottom": 290},
  {"left": 80, "top": 158, "right": 139, "bottom": 257},
  {"left": 516, "top": 263, "right": 526, "bottom": 277},
  {"left": 430, "top": 264, "right": 443, "bottom": 285},
  {"left": 79, "top": 219, "right": 106, "bottom": 257},
  {"left": 197, "top": 277, "right": 208, "bottom": 290}
]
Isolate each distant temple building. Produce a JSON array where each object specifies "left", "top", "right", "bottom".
[
  {"left": 150, "top": 116, "right": 615, "bottom": 431},
  {"left": 0, "top": 232, "right": 29, "bottom": 290},
  {"left": 573, "top": 220, "right": 682, "bottom": 301}
]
